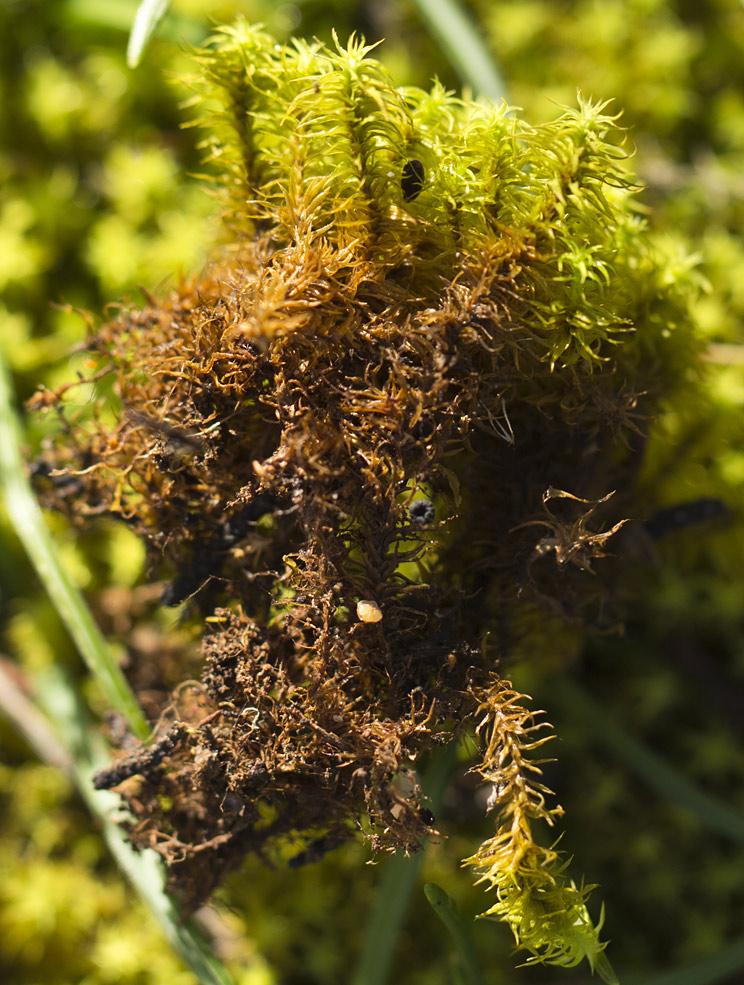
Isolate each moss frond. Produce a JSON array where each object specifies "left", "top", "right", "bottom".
[{"left": 464, "top": 682, "right": 616, "bottom": 981}]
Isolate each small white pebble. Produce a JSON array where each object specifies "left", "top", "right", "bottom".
[{"left": 356, "top": 599, "right": 382, "bottom": 623}]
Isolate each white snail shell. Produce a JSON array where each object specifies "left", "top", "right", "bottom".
[{"left": 356, "top": 600, "right": 383, "bottom": 623}]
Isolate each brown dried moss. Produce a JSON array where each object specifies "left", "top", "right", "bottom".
[{"left": 33, "top": 232, "right": 633, "bottom": 908}]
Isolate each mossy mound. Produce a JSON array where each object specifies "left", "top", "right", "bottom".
[{"left": 32, "top": 24, "right": 707, "bottom": 977}]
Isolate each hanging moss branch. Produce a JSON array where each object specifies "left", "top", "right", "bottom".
[{"left": 464, "top": 681, "right": 617, "bottom": 981}]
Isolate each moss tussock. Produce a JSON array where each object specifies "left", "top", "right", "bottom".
[{"left": 33, "top": 23, "right": 704, "bottom": 977}]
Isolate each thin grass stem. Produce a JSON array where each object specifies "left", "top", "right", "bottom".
[
  {"left": 127, "top": 0, "right": 171, "bottom": 67},
  {"left": 0, "top": 349, "right": 149, "bottom": 741},
  {"left": 33, "top": 662, "right": 237, "bottom": 985},
  {"left": 0, "top": 346, "right": 242, "bottom": 983},
  {"left": 352, "top": 743, "right": 460, "bottom": 985},
  {"left": 552, "top": 677, "right": 744, "bottom": 844},
  {"left": 633, "top": 935, "right": 744, "bottom": 985},
  {"left": 410, "top": 0, "right": 507, "bottom": 101},
  {"left": 424, "top": 882, "right": 485, "bottom": 985}
]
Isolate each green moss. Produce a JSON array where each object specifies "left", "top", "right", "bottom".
[
  {"left": 4, "top": 2, "right": 744, "bottom": 983},
  {"left": 29, "top": 23, "right": 720, "bottom": 981}
]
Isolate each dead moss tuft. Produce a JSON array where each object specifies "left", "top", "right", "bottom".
[{"left": 35, "top": 234, "right": 636, "bottom": 903}]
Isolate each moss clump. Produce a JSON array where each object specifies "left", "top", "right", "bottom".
[{"left": 34, "top": 23, "right": 703, "bottom": 978}]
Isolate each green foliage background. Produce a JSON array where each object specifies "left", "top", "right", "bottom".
[{"left": 1, "top": 1, "right": 743, "bottom": 983}]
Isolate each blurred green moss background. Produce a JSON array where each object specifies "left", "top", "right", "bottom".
[{"left": 1, "top": 1, "right": 744, "bottom": 983}]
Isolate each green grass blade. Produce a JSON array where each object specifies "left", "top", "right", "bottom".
[
  {"left": 1, "top": 348, "right": 239, "bottom": 984},
  {"left": 424, "top": 882, "right": 485, "bottom": 985},
  {"left": 66, "top": 0, "right": 204, "bottom": 46},
  {"left": 634, "top": 935, "right": 744, "bottom": 985},
  {"left": 553, "top": 677, "right": 744, "bottom": 844},
  {"left": 0, "top": 349, "right": 149, "bottom": 740},
  {"left": 33, "top": 662, "right": 236, "bottom": 985},
  {"left": 127, "top": 0, "right": 171, "bottom": 67},
  {"left": 351, "top": 843, "right": 421, "bottom": 985},
  {"left": 352, "top": 744, "right": 460, "bottom": 985},
  {"left": 410, "top": 0, "right": 507, "bottom": 101}
]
